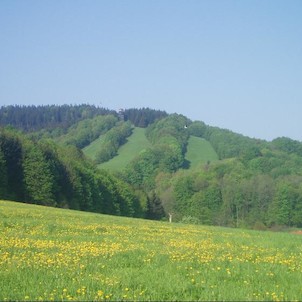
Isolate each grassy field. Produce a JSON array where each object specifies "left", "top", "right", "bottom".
[
  {"left": 97, "top": 127, "right": 151, "bottom": 171},
  {"left": 185, "top": 136, "right": 219, "bottom": 168},
  {"left": 82, "top": 136, "right": 105, "bottom": 161},
  {"left": 1, "top": 200, "right": 302, "bottom": 301}
]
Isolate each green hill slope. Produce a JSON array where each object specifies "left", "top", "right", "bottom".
[
  {"left": 98, "top": 127, "right": 151, "bottom": 171},
  {"left": 185, "top": 136, "right": 219, "bottom": 168},
  {"left": 1, "top": 199, "right": 302, "bottom": 301},
  {"left": 82, "top": 135, "right": 106, "bottom": 161},
  {"left": 84, "top": 129, "right": 218, "bottom": 171}
]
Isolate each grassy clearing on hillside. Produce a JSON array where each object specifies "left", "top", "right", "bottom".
[
  {"left": 98, "top": 127, "right": 151, "bottom": 171},
  {"left": 83, "top": 130, "right": 218, "bottom": 171},
  {"left": 82, "top": 136, "right": 105, "bottom": 161},
  {"left": 1, "top": 200, "right": 302, "bottom": 301},
  {"left": 185, "top": 136, "right": 219, "bottom": 168}
]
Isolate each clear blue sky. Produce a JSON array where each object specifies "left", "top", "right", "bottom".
[{"left": 1, "top": 0, "right": 301, "bottom": 141}]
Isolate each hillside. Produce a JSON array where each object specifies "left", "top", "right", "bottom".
[
  {"left": 2, "top": 105, "right": 302, "bottom": 230},
  {"left": 185, "top": 136, "right": 219, "bottom": 168},
  {"left": 84, "top": 129, "right": 218, "bottom": 171},
  {"left": 1, "top": 199, "right": 302, "bottom": 301},
  {"left": 82, "top": 135, "right": 106, "bottom": 161},
  {"left": 83, "top": 127, "right": 151, "bottom": 171}
]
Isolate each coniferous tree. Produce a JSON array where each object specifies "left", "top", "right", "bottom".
[{"left": 146, "top": 191, "right": 165, "bottom": 220}]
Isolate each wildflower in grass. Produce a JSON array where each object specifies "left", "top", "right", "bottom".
[{"left": 2, "top": 200, "right": 302, "bottom": 301}]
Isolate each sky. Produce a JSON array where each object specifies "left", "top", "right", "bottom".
[{"left": 0, "top": 0, "right": 301, "bottom": 141}]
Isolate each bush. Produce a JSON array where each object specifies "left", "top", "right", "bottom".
[
  {"left": 180, "top": 216, "right": 200, "bottom": 225},
  {"left": 253, "top": 221, "right": 267, "bottom": 231}
]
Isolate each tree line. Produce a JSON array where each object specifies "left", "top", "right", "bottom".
[
  {"left": 95, "top": 121, "right": 133, "bottom": 164},
  {"left": 0, "top": 104, "right": 116, "bottom": 132},
  {"left": 124, "top": 108, "right": 168, "bottom": 127},
  {"left": 0, "top": 105, "right": 168, "bottom": 132},
  {"left": 0, "top": 127, "right": 144, "bottom": 217}
]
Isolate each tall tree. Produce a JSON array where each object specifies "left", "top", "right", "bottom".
[
  {"left": 268, "top": 182, "right": 293, "bottom": 226},
  {"left": 146, "top": 191, "right": 165, "bottom": 220},
  {"left": 0, "top": 129, "right": 24, "bottom": 200},
  {"left": 0, "top": 147, "right": 7, "bottom": 197},
  {"left": 22, "top": 142, "right": 55, "bottom": 205}
]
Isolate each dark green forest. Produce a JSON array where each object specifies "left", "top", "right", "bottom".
[
  {"left": 1, "top": 104, "right": 302, "bottom": 230},
  {"left": 0, "top": 126, "right": 144, "bottom": 218}
]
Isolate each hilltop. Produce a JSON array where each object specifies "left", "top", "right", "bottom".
[{"left": 1, "top": 104, "right": 302, "bottom": 229}]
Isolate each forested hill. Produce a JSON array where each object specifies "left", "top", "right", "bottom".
[
  {"left": 0, "top": 104, "right": 116, "bottom": 131},
  {"left": 0, "top": 105, "right": 167, "bottom": 132},
  {"left": 1, "top": 104, "right": 302, "bottom": 230}
]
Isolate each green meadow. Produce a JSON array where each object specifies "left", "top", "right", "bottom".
[
  {"left": 96, "top": 127, "right": 151, "bottom": 171},
  {"left": 185, "top": 136, "right": 219, "bottom": 168},
  {"left": 1, "top": 200, "right": 302, "bottom": 301},
  {"left": 82, "top": 135, "right": 106, "bottom": 161}
]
